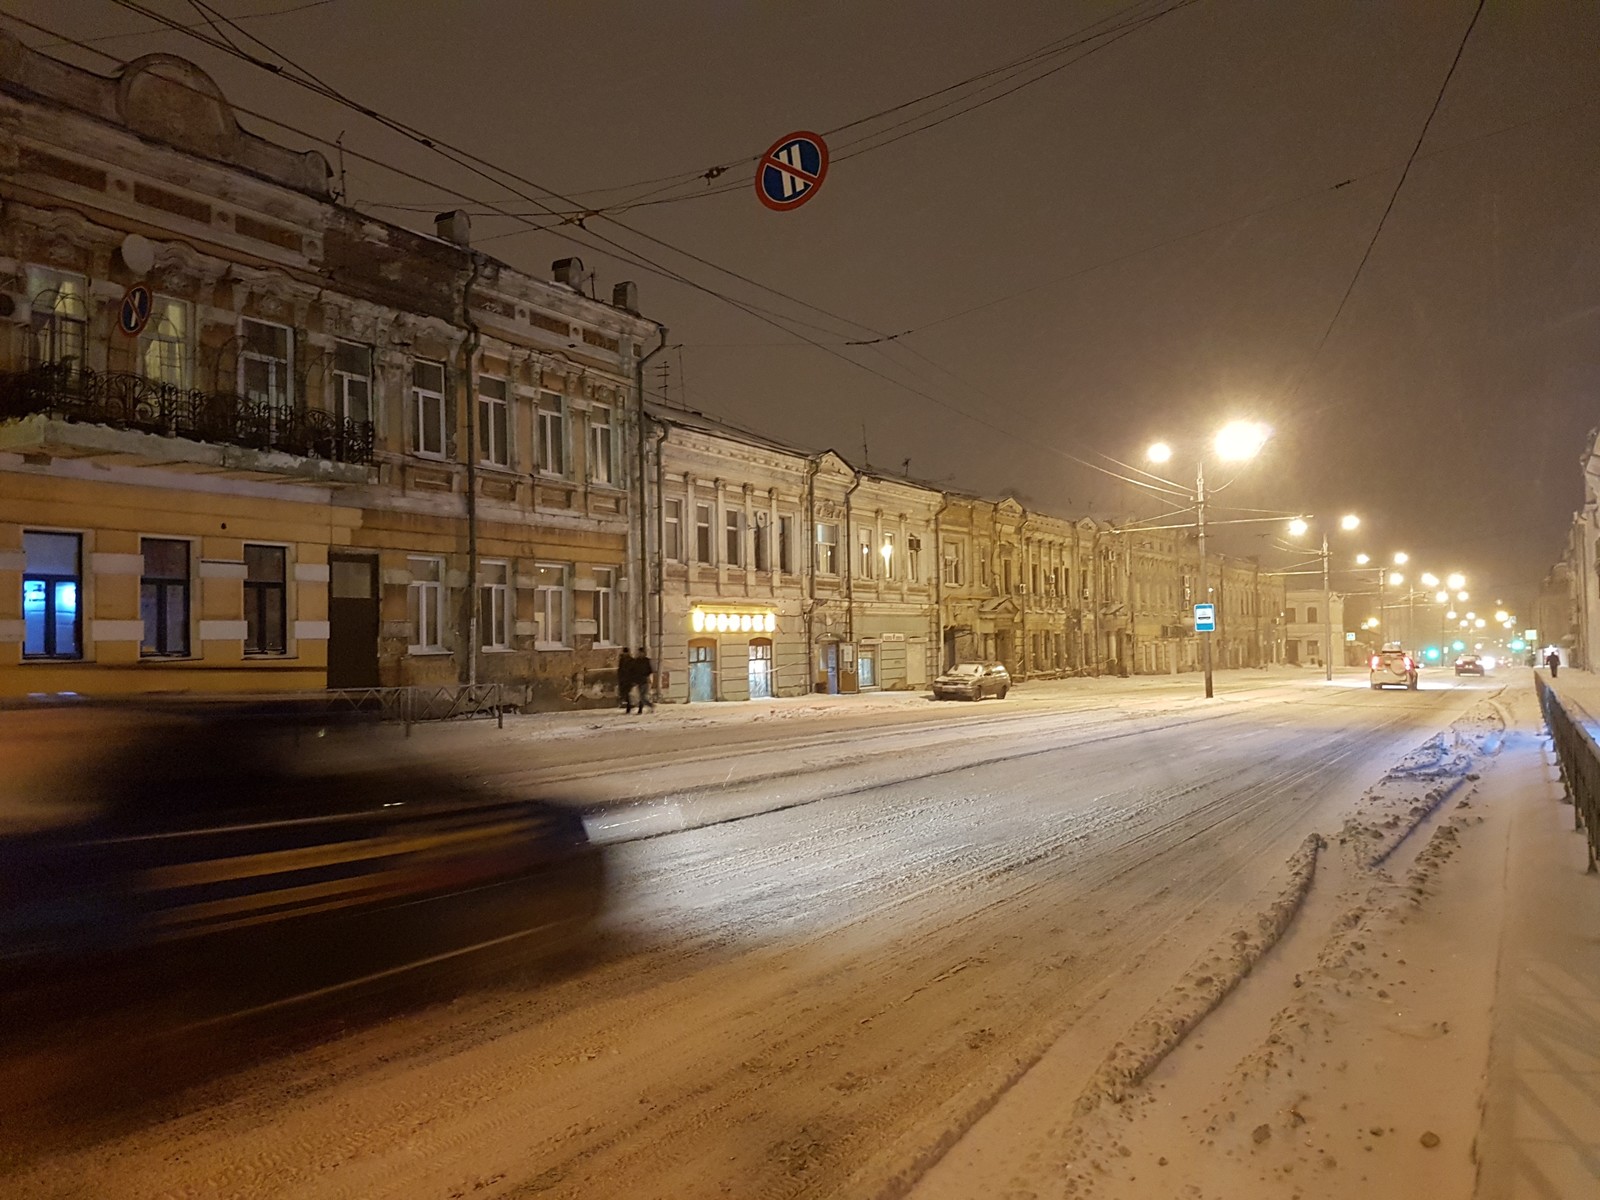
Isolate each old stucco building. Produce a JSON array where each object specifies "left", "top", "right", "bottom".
[{"left": 0, "top": 37, "right": 659, "bottom": 702}]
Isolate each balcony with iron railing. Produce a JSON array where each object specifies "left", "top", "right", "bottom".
[{"left": 0, "top": 364, "right": 375, "bottom": 481}]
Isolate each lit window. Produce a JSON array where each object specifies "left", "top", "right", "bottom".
[
  {"left": 534, "top": 563, "right": 569, "bottom": 647},
  {"left": 816, "top": 523, "right": 838, "bottom": 575},
  {"left": 26, "top": 267, "right": 87, "bottom": 370},
  {"left": 22, "top": 530, "right": 81, "bottom": 659},
  {"left": 140, "top": 297, "right": 191, "bottom": 388}
]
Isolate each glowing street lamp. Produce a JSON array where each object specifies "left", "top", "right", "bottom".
[
  {"left": 1393, "top": 551, "right": 1409, "bottom": 565},
  {"left": 1435, "top": 591, "right": 1449, "bottom": 603},
  {"left": 1146, "top": 441, "right": 1172, "bottom": 464},
  {"left": 1355, "top": 553, "right": 1370, "bottom": 565},
  {"left": 1421, "top": 572, "right": 1439, "bottom": 588},
  {"left": 1288, "top": 511, "right": 1360, "bottom": 681},
  {"left": 1389, "top": 571, "right": 1405, "bottom": 587},
  {"left": 1340, "top": 514, "right": 1361, "bottom": 531},
  {"left": 1446, "top": 573, "right": 1466, "bottom": 590},
  {"left": 1494, "top": 609, "right": 1509, "bottom": 623},
  {"left": 1457, "top": 590, "right": 1469, "bottom": 602},
  {"left": 1288, "top": 517, "right": 1309, "bottom": 537},
  {"left": 1214, "top": 420, "right": 1271, "bottom": 462}
]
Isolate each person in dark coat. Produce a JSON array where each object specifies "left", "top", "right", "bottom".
[
  {"left": 617, "top": 649, "right": 637, "bottom": 712},
  {"left": 1546, "top": 649, "right": 1561, "bottom": 678},
  {"left": 633, "top": 650, "right": 656, "bottom": 713}
]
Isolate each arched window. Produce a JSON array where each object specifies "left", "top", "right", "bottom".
[{"left": 27, "top": 267, "right": 88, "bottom": 370}]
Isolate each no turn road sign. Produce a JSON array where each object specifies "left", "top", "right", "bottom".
[{"left": 756, "top": 131, "right": 828, "bottom": 211}]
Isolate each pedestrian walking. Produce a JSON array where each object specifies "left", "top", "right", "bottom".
[
  {"left": 633, "top": 650, "right": 656, "bottom": 713},
  {"left": 1546, "top": 649, "right": 1561, "bottom": 678},
  {"left": 617, "top": 648, "right": 637, "bottom": 712}
]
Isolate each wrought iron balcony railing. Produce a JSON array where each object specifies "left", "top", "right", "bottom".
[{"left": 0, "top": 365, "right": 375, "bottom": 466}]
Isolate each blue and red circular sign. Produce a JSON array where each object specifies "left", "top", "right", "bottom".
[
  {"left": 118, "top": 284, "right": 153, "bottom": 336},
  {"left": 756, "top": 131, "right": 829, "bottom": 211}
]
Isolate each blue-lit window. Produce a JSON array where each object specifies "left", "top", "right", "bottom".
[{"left": 22, "top": 531, "right": 82, "bottom": 659}]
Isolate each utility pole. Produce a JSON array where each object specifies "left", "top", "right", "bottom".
[
  {"left": 1197, "top": 460, "right": 1213, "bottom": 699},
  {"left": 1321, "top": 532, "right": 1333, "bottom": 683}
]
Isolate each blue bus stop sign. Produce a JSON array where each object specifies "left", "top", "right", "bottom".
[
  {"left": 1194, "top": 603, "right": 1216, "bottom": 633},
  {"left": 756, "top": 131, "right": 829, "bottom": 211}
]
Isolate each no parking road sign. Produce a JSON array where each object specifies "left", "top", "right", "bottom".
[
  {"left": 1194, "top": 603, "right": 1216, "bottom": 633},
  {"left": 756, "top": 131, "right": 829, "bottom": 211}
]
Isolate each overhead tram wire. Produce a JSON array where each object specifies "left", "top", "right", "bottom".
[{"left": 21, "top": 10, "right": 1222, "bottom": 506}]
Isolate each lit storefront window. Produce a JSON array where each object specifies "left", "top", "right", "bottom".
[{"left": 690, "top": 608, "right": 777, "bottom": 633}]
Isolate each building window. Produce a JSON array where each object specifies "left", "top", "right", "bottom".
[
  {"left": 331, "top": 341, "right": 372, "bottom": 431},
  {"left": 594, "top": 567, "right": 617, "bottom": 646},
  {"left": 140, "top": 297, "right": 191, "bottom": 388},
  {"left": 407, "top": 555, "right": 446, "bottom": 652},
  {"left": 21, "top": 530, "right": 81, "bottom": 659},
  {"left": 535, "top": 563, "right": 569, "bottom": 647},
  {"left": 664, "top": 498, "right": 682, "bottom": 561},
  {"left": 908, "top": 535, "right": 921, "bottom": 583},
  {"left": 537, "top": 393, "right": 567, "bottom": 477},
  {"left": 477, "top": 376, "right": 509, "bottom": 467},
  {"left": 725, "top": 510, "right": 744, "bottom": 567},
  {"left": 779, "top": 515, "right": 795, "bottom": 574},
  {"left": 980, "top": 555, "right": 990, "bottom": 589},
  {"left": 1285, "top": 607, "right": 1297, "bottom": 624},
  {"left": 411, "top": 359, "right": 446, "bottom": 457},
  {"left": 816, "top": 523, "right": 839, "bottom": 575},
  {"left": 26, "top": 267, "right": 88, "bottom": 370},
  {"left": 479, "top": 560, "right": 510, "bottom": 650},
  {"left": 588, "top": 403, "right": 615, "bottom": 485},
  {"left": 1032, "top": 562, "right": 1041, "bottom": 594},
  {"left": 244, "top": 544, "right": 287, "bottom": 655},
  {"left": 754, "top": 519, "right": 770, "bottom": 572},
  {"left": 140, "top": 537, "right": 190, "bottom": 657},
  {"left": 857, "top": 528, "right": 874, "bottom": 580},
  {"left": 942, "top": 539, "right": 963, "bottom": 586},
  {"left": 695, "top": 503, "right": 713, "bottom": 564},
  {"left": 881, "top": 532, "right": 896, "bottom": 581},
  {"left": 239, "top": 318, "right": 294, "bottom": 409},
  {"left": 1306, "top": 606, "right": 1318, "bottom": 624}
]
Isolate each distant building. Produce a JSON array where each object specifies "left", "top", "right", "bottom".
[{"left": 1283, "top": 588, "right": 1346, "bottom": 667}]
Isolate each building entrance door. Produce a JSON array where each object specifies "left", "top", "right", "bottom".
[
  {"left": 748, "top": 638, "right": 773, "bottom": 699},
  {"left": 688, "top": 639, "right": 716, "bottom": 702},
  {"left": 327, "top": 553, "right": 379, "bottom": 689}
]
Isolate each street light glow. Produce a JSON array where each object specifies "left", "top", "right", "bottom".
[
  {"left": 1340, "top": 514, "right": 1360, "bottom": 531},
  {"left": 1435, "top": 591, "right": 1449, "bottom": 603},
  {"left": 1446, "top": 573, "right": 1465, "bottom": 590},
  {"left": 1446, "top": 610, "right": 1458, "bottom": 620},
  {"left": 1475, "top": 618, "right": 1487, "bottom": 628},
  {"left": 1213, "top": 420, "right": 1270, "bottom": 462},
  {"left": 1355, "top": 553, "right": 1370, "bottom": 565},
  {"left": 1288, "top": 518, "right": 1309, "bottom": 537},
  {"left": 1393, "top": 551, "right": 1409, "bottom": 565},
  {"left": 1494, "top": 609, "right": 1509, "bottom": 623},
  {"left": 1421, "top": 572, "right": 1439, "bottom": 587},
  {"left": 1457, "top": 590, "right": 1468, "bottom": 601},
  {"left": 1388, "top": 571, "right": 1404, "bottom": 586},
  {"left": 1146, "top": 441, "right": 1172, "bottom": 464}
]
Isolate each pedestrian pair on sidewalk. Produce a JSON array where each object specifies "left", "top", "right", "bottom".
[{"left": 617, "top": 649, "right": 655, "bottom": 714}]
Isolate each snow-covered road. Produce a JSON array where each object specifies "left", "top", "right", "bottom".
[{"left": 3, "top": 671, "right": 1502, "bottom": 1199}]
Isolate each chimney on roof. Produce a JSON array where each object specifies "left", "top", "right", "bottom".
[
  {"left": 552, "top": 257, "right": 586, "bottom": 291},
  {"left": 434, "top": 209, "right": 471, "bottom": 246},
  {"left": 612, "top": 280, "right": 639, "bottom": 313}
]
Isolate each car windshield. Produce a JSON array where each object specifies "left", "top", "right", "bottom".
[{"left": 947, "top": 664, "right": 983, "bottom": 677}]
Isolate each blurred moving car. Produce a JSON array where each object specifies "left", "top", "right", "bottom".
[
  {"left": 0, "top": 702, "right": 606, "bottom": 964},
  {"left": 1454, "top": 654, "right": 1485, "bottom": 676},
  {"left": 932, "top": 662, "right": 1011, "bottom": 701},
  {"left": 1369, "top": 643, "right": 1419, "bottom": 690}
]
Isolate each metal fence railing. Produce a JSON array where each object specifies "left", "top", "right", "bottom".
[
  {"left": 319, "top": 684, "right": 507, "bottom": 735},
  {"left": 1534, "top": 674, "right": 1600, "bottom": 873}
]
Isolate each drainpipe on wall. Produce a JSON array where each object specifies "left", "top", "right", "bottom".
[
  {"left": 461, "top": 253, "right": 484, "bottom": 687},
  {"left": 805, "top": 455, "right": 820, "bottom": 690},
  {"left": 933, "top": 493, "right": 950, "bottom": 672},
  {"left": 843, "top": 467, "right": 863, "bottom": 647},
  {"left": 652, "top": 418, "right": 668, "bottom": 697},
  {"left": 633, "top": 324, "right": 668, "bottom": 653}
]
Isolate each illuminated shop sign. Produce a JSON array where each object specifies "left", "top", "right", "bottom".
[{"left": 691, "top": 608, "right": 777, "bottom": 634}]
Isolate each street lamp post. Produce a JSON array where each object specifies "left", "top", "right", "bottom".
[{"left": 1290, "top": 512, "right": 1359, "bottom": 682}]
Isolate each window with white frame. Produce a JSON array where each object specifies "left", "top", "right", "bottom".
[
  {"left": 588, "top": 403, "right": 615, "bottom": 485},
  {"left": 908, "top": 534, "right": 921, "bottom": 583},
  {"left": 411, "top": 359, "right": 446, "bottom": 457},
  {"left": 725, "top": 510, "right": 744, "bottom": 568},
  {"left": 695, "top": 503, "right": 713, "bottom": 564},
  {"left": 478, "top": 560, "right": 511, "bottom": 650},
  {"left": 477, "top": 375, "right": 509, "bottom": 467},
  {"left": 816, "top": 523, "right": 838, "bottom": 575},
  {"left": 857, "top": 527, "right": 874, "bottom": 580},
  {"left": 537, "top": 393, "right": 567, "bottom": 476},
  {"left": 407, "top": 555, "right": 446, "bottom": 652},
  {"left": 534, "top": 562, "right": 569, "bottom": 647},
  {"left": 779, "top": 515, "right": 796, "bottom": 574},
  {"left": 333, "top": 341, "right": 372, "bottom": 429},
  {"left": 26, "top": 267, "right": 88, "bottom": 370},
  {"left": 139, "top": 297, "right": 191, "bottom": 388},
  {"left": 881, "top": 531, "right": 896, "bottom": 581},
  {"left": 239, "top": 318, "right": 293, "bottom": 409},
  {"left": 594, "top": 567, "right": 617, "bottom": 646},
  {"left": 663, "top": 498, "right": 682, "bottom": 561}
]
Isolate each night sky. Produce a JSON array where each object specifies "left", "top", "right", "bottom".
[{"left": 12, "top": 0, "right": 1600, "bottom": 606}]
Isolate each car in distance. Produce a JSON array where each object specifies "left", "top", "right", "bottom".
[
  {"left": 1454, "top": 654, "right": 1485, "bottom": 677},
  {"left": 1369, "top": 643, "right": 1419, "bottom": 690},
  {"left": 932, "top": 662, "right": 1011, "bottom": 701}
]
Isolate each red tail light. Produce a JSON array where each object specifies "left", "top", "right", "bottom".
[
  {"left": 1405, "top": 657, "right": 1414, "bottom": 670},
  {"left": 1369, "top": 655, "right": 1381, "bottom": 669}
]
